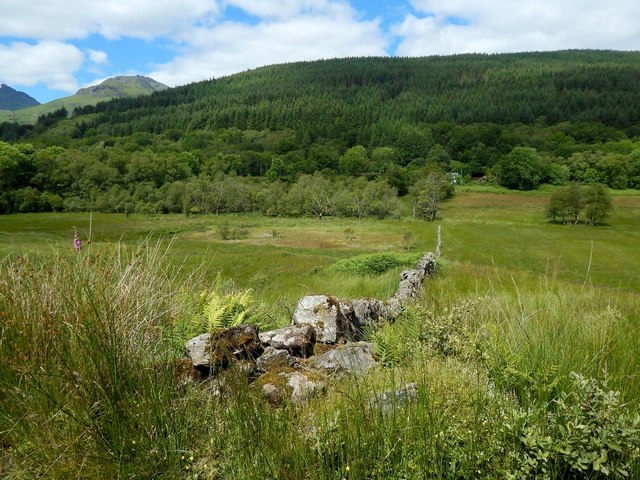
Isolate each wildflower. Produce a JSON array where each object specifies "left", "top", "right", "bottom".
[{"left": 73, "top": 228, "right": 82, "bottom": 252}]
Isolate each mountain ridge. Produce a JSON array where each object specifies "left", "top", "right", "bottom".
[
  {"left": 0, "top": 84, "right": 40, "bottom": 111},
  {"left": 0, "top": 75, "right": 168, "bottom": 124},
  {"left": 75, "top": 75, "right": 168, "bottom": 98}
]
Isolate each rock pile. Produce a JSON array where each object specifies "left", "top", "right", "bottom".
[{"left": 184, "top": 252, "right": 436, "bottom": 404}]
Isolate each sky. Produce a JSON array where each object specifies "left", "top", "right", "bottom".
[{"left": 1, "top": 0, "right": 639, "bottom": 103}]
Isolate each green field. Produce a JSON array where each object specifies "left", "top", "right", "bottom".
[
  {"left": 1, "top": 189, "right": 639, "bottom": 478},
  {"left": 2, "top": 188, "right": 638, "bottom": 295}
]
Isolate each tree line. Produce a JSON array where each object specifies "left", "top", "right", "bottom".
[
  {"left": 1, "top": 132, "right": 638, "bottom": 217},
  {"left": 1, "top": 139, "right": 460, "bottom": 219}
]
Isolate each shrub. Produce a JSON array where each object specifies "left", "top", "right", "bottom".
[
  {"left": 510, "top": 373, "right": 640, "bottom": 478},
  {"left": 417, "top": 301, "right": 481, "bottom": 360},
  {"left": 218, "top": 221, "right": 250, "bottom": 240},
  {"left": 332, "top": 252, "right": 421, "bottom": 276}
]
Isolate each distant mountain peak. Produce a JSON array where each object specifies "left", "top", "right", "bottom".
[
  {"left": 75, "top": 75, "right": 168, "bottom": 98},
  {"left": 0, "top": 84, "right": 41, "bottom": 111}
]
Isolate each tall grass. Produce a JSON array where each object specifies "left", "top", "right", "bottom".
[
  {"left": 186, "top": 358, "right": 516, "bottom": 480},
  {"left": 0, "top": 242, "right": 205, "bottom": 478},
  {"left": 1, "top": 238, "right": 639, "bottom": 478},
  {"left": 422, "top": 262, "right": 640, "bottom": 404},
  {"left": 1, "top": 239, "right": 517, "bottom": 478}
]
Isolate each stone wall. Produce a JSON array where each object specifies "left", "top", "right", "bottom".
[{"left": 184, "top": 252, "right": 437, "bottom": 404}]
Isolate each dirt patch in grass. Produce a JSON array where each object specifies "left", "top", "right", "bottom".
[{"left": 193, "top": 227, "right": 404, "bottom": 251}]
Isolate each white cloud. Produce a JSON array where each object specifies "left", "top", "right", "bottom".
[
  {"left": 88, "top": 49, "right": 109, "bottom": 65},
  {"left": 396, "top": 0, "right": 640, "bottom": 56},
  {"left": 149, "top": 8, "right": 387, "bottom": 86},
  {"left": 224, "top": 0, "right": 353, "bottom": 20},
  {"left": 0, "top": 0, "right": 220, "bottom": 40},
  {"left": 0, "top": 0, "right": 387, "bottom": 94},
  {"left": 0, "top": 40, "right": 84, "bottom": 92}
]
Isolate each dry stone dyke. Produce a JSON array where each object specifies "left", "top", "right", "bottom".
[
  {"left": 259, "top": 371, "right": 326, "bottom": 405},
  {"left": 186, "top": 333, "right": 211, "bottom": 369},
  {"left": 291, "top": 295, "right": 356, "bottom": 343},
  {"left": 183, "top": 251, "right": 437, "bottom": 405},
  {"left": 185, "top": 324, "right": 262, "bottom": 375},
  {"left": 292, "top": 252, "right": 436, "bottom": 344}
]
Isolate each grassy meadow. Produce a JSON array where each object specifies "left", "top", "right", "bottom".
[{"left": 1, "top": 188, "right": 639, "bottom": 478}]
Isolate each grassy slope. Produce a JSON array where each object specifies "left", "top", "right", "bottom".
[
  {"left": 442, "top": 187, "right": 640, "bottom": 291},
  {"left": 0, "top": 97, "right": 89, "bottom": 124},
  {"left": 0, "top": 93, "right": 122, "bottom": 124}
]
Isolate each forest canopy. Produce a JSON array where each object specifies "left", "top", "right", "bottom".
[{"left": 1, "top": 50, "right": 640, "bottom": 215}]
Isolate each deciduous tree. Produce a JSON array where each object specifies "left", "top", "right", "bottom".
[
  {"left": 496, "top": 147, "right": 544, "bottom": 190},
  {"left": 583, "top": 183, "right": 612, "bottom": 226},
  {"left": 410, "top": 172, "right": 453, "bottom": 221}
]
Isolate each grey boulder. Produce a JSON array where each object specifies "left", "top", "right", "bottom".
[
  {"left": 259, "top": 324, "right": 316, "bottom": 357},
  {"left": 307, "top": 342, "right": 377, "bottom": 375},
  {"left": 292, "top": 295, "right": 355, "bottom": 343},
  {"left": 256, "top": 346, "right": 299, "bottom": 372}
]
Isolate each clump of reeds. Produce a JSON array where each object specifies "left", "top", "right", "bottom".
[{"left": 0, "top": 241, "right": 204, "bottom": 477}]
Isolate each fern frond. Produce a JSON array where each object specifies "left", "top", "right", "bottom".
[{"left": 202, "top": 288, "right": 254, "bottom": 330}]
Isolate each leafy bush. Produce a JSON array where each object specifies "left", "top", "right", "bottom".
[
  {"left": 372, "top": 301, "right": 481, "bottom": 369},
  {"left": 510, "top": 373, "right": 640, "bottom": 478},
  {"left": 332, "top": 252, "right": 421, "bottom": 276},
  {"left": 418, "top": 301, "right": 481, "bottom": 360},
  {"left": 218, "top": 221, "right": 250, "bottom": 240}
]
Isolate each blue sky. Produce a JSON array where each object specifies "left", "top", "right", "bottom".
[{"left": 1, "top": 0, "right": 638, "bottom": 103}]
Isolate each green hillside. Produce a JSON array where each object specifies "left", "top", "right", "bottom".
[
  {"left": 1, "top": 50, "right": 640, "bottom": 215},
  {"left": 78, "top": 50, "right": 640, "bottom": 133},
  {"left": 0, "top": 75, "right": 167, "bottom": 124}
]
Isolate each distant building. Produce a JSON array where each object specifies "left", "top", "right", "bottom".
[{"left": 447, "top": 172, "right": 461, "bottom": 184}]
